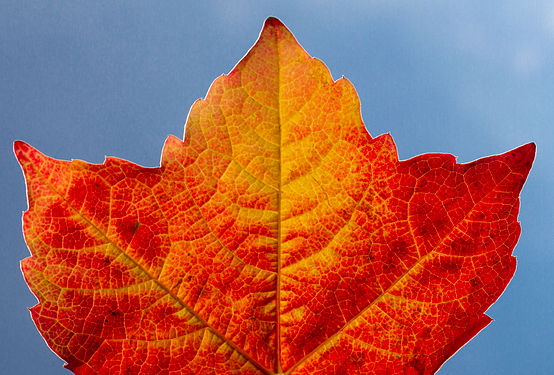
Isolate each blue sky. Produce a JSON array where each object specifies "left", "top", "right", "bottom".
[{"left": 1, "top": 1, "right": 552, "bottom": 374}]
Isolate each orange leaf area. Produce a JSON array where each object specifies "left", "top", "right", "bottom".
[{"left": 15, "top": 18, "right": 534, "bottom": 375}]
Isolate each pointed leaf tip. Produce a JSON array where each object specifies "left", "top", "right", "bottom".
[
  {"left": 506, "top": 142, "right": 536, "bottom": 176},
  {"left": 260, "top": 17, "right": 293, "bottom": 40},
  {"left": 14, "top": 140, "right": 27, "bottom": 153},
  {"left": 13, "top": 140, "right": 32, "bottom": 164},
  {"left": 264, "top": 17, "right": 285, "bottom": 28},
  {"left": 512, "top": 142, "right": 536, "bottom": 158},
  {"left": 522, "top": 141, "right": 536, "bottom": 167},
  {"left": 521, "top": 142, "right": 536, "bottom": 159}
]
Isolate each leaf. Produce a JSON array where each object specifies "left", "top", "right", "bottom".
[{"left": 15, "top": 17, "right": 534, "bottom": 375}]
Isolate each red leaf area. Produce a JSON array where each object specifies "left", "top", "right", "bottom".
[{"left": 15, "top": 18, "right": 534, "bottom": 375}]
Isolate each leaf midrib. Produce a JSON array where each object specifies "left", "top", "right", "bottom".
[{"left": 274, "top": 24, "right": 284, "bottom": 375}]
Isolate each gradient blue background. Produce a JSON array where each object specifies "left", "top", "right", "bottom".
[{"left": 2, "top": 1, "right": 552, "bottom": 374}]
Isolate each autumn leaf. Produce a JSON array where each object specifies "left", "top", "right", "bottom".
[{"left": 15, "top": 17, "right": 534, "bottom": 375}]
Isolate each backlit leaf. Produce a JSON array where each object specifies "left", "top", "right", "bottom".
[{"left": 15, "top": 18, "right": 534, "bottom": 374}]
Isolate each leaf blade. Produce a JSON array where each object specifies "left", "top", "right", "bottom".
[{"left": 15, "top": 18, "right": 535, "bottom": 375}]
